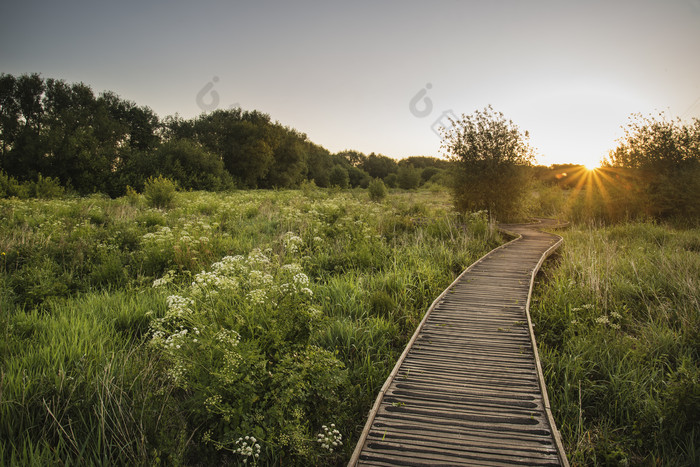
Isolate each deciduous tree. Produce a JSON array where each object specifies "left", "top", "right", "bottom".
[
  {"left": 607, "top": 113, "right": 700, "bottom": 219},
  {"left": 440, "top": 105, "right": 534, "bottom": 219}
]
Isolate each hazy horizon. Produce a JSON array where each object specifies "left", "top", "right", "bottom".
[{"left": 2, "top": 0, "right": 699, "bottom": 167}]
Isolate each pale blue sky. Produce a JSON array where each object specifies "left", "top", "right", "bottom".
[{"left": 2, "top": 0, "right": 699, "bottom": 166}]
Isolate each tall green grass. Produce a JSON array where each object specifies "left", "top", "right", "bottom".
[
  {"left": 0, "top": 188, "right": 500, "bottom": 465},
  {"left": 531, "top": 222, "right": 700, "bottom": 466}
]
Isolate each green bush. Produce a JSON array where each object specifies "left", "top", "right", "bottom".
[
  {"left": 0, "top": 171, "right": 26, "bottom": 198},
  {"left": 144, "top": 176, "right": 177, "bottom": 209},
  {"left": 328, "top": 166, "right": 349, "bottom": 189},
  {"left": 300, "top": 179, "right": 317, "bottom": 197},
  {"left": 397, "top": 166, "right": 421, "bottom": 189},
  {"left": 155, "top": 139, "right": 233, "bottom": 191},
  {"left": 0, "top": 190, "right": 501, "bottom": 465},
  {"left": 31, "top": 174, "right": 66, "bottom": 199},
  {"left": 124, "top": 185, "right": 141, "bottom": 206},
  {"left": 368, "top": 178, "right": 387, "bottom": 201}
]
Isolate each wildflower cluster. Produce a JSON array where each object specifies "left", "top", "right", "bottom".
[
  {"left": 235, "top": 436, "right": 261, "bottom": 464},
  {"left": 316, "top": 424, "right": 342, "bottom": 452},
  {"left": 152, "top": 269, "right": 176, "bottom": 288},
  {"left": 191, "top": 269, "right": 239, "bottom": 296},
  {"left": 148, "top": 243, "right": 322, "bottom": 431},
  {"left": 305, "top": 197, "right": 384, "bottom": 244},
  {"left": 595, "top": 311, "right": 622, "bottom": 330},
  {"left": 283, "top": 231, "right": 304, "bottom": 254},
  {"left": 165, "top": 295, "right": 194, "bottom": 317},
  {"left": 141, "top": 226, "right": 174, "bottom": 247},
  {"left": 571, "top": 304, "right": 622, "bottom": 330},
  {"left": 141, "top": 220, "right": 216, "bottom": 269}
]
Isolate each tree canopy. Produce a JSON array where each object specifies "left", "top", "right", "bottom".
[
  {"left": 0, "top": 73, "right": 455, "bottom": 197},
  {"left": 607, "top": 112, "right": 700, "bottom": 219},
  {"left": 440, "top": 105, "right": 534, "bottom": 219}
]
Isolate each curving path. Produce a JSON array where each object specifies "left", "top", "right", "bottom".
[{"left": 349, "top": 219, "right": 569, "bottom": 466}]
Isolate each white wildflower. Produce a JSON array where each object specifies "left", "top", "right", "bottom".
[
  {"left": 293, "top": 273, "right": 309, "bottom": 286},
  {"left": 316, "top": 423, "right": 342, "bottom": 452},
  {"left": 595, "top": 315, "right": 610, "bottom": 325},
  {"left": 283, "top": 232, "right": 304, "bottom": 254},
  {"left": 235, "top": 436, "right": 261, "bottom": 462},
  {"left": 247, "top": 289, "right": 267, "bottom": 305},
  {"left": 166, "top": 295, "right": 194, "bottom": 317}
]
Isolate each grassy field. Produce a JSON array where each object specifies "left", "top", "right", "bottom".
[
  {"left": 531, "top": 222, "right": 700, "bottom": 466},
  {"left": 3, "top": 186, "right": 698, "bottom": 465},
  {"left": 0, "top": 188, "right": 501, "bottom": 465}
]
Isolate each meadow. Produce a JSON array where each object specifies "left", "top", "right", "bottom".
[
  {"left": 0, "top": 187, "right": 501, "bottom": 465},
  {"left": 531, "top": 222, "right": 700, "bottom": 466},
  {"left": 2, "top": 182, "right": 699, "bottom": 466}
]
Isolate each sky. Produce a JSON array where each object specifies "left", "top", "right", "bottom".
[{"left": 2, "top": 0, "right": 699, "bottom": 167}]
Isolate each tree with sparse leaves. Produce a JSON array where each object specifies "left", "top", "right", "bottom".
[{"left": 440, "top": 105, "right": 534, "bottom": 220}]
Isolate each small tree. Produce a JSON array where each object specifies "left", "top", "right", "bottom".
[
  {"left": 144, "top": 175, "right": 177, "bottom": 209},
  {"left": 440, "top": 105, "right": 534, "bottom": 220},
  {"left": 368, "top": 178, "right": 387, "bottom": 201}
]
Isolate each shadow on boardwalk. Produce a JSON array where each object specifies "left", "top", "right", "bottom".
[{"left": 350, "top": 219, "right": 569, "bottom": 466}]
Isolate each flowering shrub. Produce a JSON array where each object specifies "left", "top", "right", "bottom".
[
  {"left": 149, "top": 240, "right": 348, "bottom": 463},
  {"left": 1, "top": 189, "right": 500, "bottom": 465}
]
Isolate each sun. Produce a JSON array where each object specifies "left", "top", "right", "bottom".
[{"left": 580, "top": 157, "right": 602, "bottom": 171}]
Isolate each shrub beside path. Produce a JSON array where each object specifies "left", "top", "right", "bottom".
[{"left": 350, "top": 219, "right": 569, "bottom": 466}]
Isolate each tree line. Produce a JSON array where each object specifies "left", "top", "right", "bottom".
[
  {"left": 440, "top": 106, "right": 700, "bottom": 222},
  {"left": 0, "top": 73, "right": 449, "bottom": 196},
  {"left": 3, "top": 73, "right": 697, "bottom": 222}
]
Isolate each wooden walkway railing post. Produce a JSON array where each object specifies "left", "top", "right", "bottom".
[{"left": 349, "top": 219, "right": 569, "bottom": 466}]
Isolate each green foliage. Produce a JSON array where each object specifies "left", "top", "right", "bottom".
[
  {"left": 1, "top": 74, "right": 385, "bottom": 195},
  {"left": 0, "top": 73, "right": 161, "bottom": 195},
  {"left": 531, "top": 223, "right": 700, "bottom": 465},
  {"left": 368, "top": 178, "right": 387, "bottom": 202},
  {"left": 124, "top": 185, "right": 141, "bottom": 206},
  {"left": 347, "top": 166, "right": 371, "bottom": 188},
  {"left": 607, "top": 112, "right": 700, "bottom": 221},
  {"left": 384, "top": 173, "right": 398, "bottom": 188},
  {"left": 328, "top": 166, "right": 349, "bottom": 189},
  {"left": 0, "top": 190, "right": 500, "bottom": 465},
  {"left": 441, "top": 105, "right": 534, "bottom": 220},
  {"left": 0, "top": 171, "right": 24, "bottom": 198},
  {"left": 143, "top": 176, "right": 177, "bottom": 209},
  {"left": 155, "top": 138, "right": 232, "bottom": 191},
  {"left": 420, "top": 166, "right": 440, "bottom": 183},
  {"left": 0, "top": 172, "right": 65, "bottom": 199},
  {"left": 28, "top": 174, "right": 65, "bottom": 199},
  {"left": 360, "top": 153, "right": 398, "bottom": 179},
  {"left": 396, "top": 165, "right": 421, "bottom": 189}
]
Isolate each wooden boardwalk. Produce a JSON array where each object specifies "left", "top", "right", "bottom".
[{"left": 349, "top": 220, "right": 569, "bottom": 466}]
